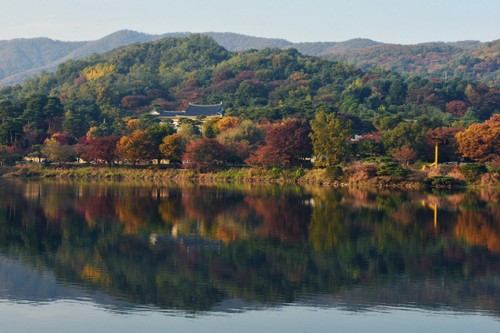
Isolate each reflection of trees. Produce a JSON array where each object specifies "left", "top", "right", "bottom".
[
  {"left": 455, "top": 211, "right": 500, "bottom": 253},
  {"left": 245, "top": 192, "right": 311, "bottom": 243},
  {"left": 309, "top": 190, "right": 347, "bottom": 252},
  {"left": 0, "top": 181, "right": 499, "bottom": 315}
]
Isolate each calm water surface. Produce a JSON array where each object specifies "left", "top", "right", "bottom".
[{"left": 0, "top": 179, "right": 499, "bottom": 332}]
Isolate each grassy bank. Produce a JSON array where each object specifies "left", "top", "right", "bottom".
[{"left": 2, "top": 163, "right": 498, "bottom": 188}]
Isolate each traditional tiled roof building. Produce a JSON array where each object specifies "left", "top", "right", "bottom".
[{"left": 151, "top": 103, "right": 224, "bottom": 121}]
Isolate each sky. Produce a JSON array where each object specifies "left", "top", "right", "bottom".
[{"left": 0, "top": 0, "right": 499, "bottom": 44}]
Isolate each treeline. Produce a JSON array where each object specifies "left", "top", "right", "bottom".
[
  {"left": 326, "top": 40, "right": 500, "bottom": 86},
  {"left": 0, "top": 35, "right": 498, "bottom": 174}
]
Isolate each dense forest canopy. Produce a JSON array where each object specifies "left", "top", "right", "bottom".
[{"left": 0, "top": 35, "right": 498, "bottom": 171}]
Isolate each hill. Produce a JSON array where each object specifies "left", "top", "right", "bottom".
[
  {"left": 1, "top": 30, "right": 498, "bottom": 87},
  {"left": 0, "top": 31, "right": 296, "bottom": 87},
  {"left": 1, "top": 34, "right": 496, "bottom": 124},
  {"left": 0, "top": 30, "right": 157, "bottom": 87},
  {"left": 324, "top": 40, "right": 499, "bottom": 86},
  {"left": 0, "top": 34, "right": 498, "bottom": 169}
]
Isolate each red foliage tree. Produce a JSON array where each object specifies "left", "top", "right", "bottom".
[
  {"left": 121, "top": 95, "right": 151, "bottom": 109},
  {"left": 77, "top": 136, "right": 120, "bottom": 165},
  {"left": 245, "top": 119, "right": 312, "bottom": 167},
  {"left": 445, "top": 100, "right": 468, "bottom": 116},
  {"left": 183, "top": 138, "right": 230, "bottom": 171}
]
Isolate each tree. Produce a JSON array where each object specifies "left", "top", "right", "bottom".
[
  {"left": 159, "top": 134, "right": 187, "bottom": 165},
  {"left": 0, "top": 145, "right": 22, "bottom": 166},
  {"left": 246, "top": 119, "right": 312, "bottom": 167},
  {"left": 216, "top": 116, "right": 240, "bottom": 132},
  {"left": 146, "top": 123, "right": 175, "bottom": 164},
  {"left": 63, "top": 100, "right": 101, "bottom": 138},
  {"left": 0, "top": 118, "right": 23, "bottom": 145},
  {"left": 309, "top": 111, "right": 352, "bottom": 167},
  {"left": 22, "top": 95, "right": 48, "bottom": 130},
  {"left": 44, "top": 97, "right": 64, "bottom": 133},
  {"left": 456, "top": 114, "right": 500, "bottom": 163},
  {"left": 391, "top": 146, "right": 417, "bottom": 166},
  {"left": 201, "top": 118, "right": 220, "bottom": 138},
  {"left": 217, "top": 119, "right": 264, "bottom": 146},
  {"left": 116, "top": 130, "right": 152, "bottom": 165},
  {"left": 183, "top": 138, "right": 230, "bottom": 171},
  {"left": 41, "top": 138, "right": 75, "bottom": 164},
  {"left": 177, "top": 118, "right": 201, "bottom": 140},
  {"left": 426, "top": 127, "right": 463, "bottom": 162},
  {"left": 77, "top": 136, "right": 119, "bottom": 165}
]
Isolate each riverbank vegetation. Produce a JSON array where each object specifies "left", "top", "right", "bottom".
[{"left": 0, "top": 35, "right": 498, "bottom": 186}]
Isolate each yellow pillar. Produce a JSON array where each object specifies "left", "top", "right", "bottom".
[{"left": 434, "top": 142, "right": 439, "bottom": 166}]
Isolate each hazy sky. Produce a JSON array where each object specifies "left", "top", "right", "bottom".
[{"left": 1, "top": 0, "right": 498, "bottom": 44}]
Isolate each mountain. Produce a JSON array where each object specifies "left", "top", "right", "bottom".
[
  {"left": 0, "top": 31, "right": 297, "bottom": 87},
  {"left": 323, "top": 40, "right": 499, "bottom": 85},
  {"left": 288, "top": 38, "right": 382, "bottom": 56},
  {"left": 0, "top": 30, "right": 158, "bottom": 87},
  {"left": 0, "top": 30, "right": 498, "bottom": 87}
]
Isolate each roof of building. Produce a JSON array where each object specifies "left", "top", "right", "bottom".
[
  {"left": 185, "top": 103, "right": 224, "bottom": 117},
  {"left": 151, "top": 103, "right": 224, "bottom": 118}
]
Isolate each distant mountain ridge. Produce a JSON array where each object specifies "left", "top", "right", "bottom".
[{"left": 0, "top": 30, "right": 498, "bottom": 87}]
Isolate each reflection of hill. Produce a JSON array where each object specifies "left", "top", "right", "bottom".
[
  {"left": 0, "top": 180, "right": 499, "bottom": 316},
  {"left": 0, "top": 255, "right": 142, "bottom": 313}
]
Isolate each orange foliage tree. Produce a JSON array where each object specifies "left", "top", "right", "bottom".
[
  {"left": 456, "top": 114, "right": 500, "bottom": 163},
  {"left": 116, "top": 130, "right": 153, "bottom": 165}
]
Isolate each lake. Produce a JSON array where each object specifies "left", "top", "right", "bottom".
[{"left": 0, "top": 179, "right": 499, "bottom": 332}]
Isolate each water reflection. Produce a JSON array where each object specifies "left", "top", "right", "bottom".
[{"left": 0, "top": 180, "right": 499, "bottom": 317}]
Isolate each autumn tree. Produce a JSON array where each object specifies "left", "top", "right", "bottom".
[
  {"left": 456, "top": 114, "right": 500, "bottom": 163},
  {"left": 77, "top": 136, "right": 119, "bottom": 165},
  {"left": 216, "top": 116, "right": 240, "bottom": 133},
  {"left": 146, "top": 123, "right": 175, "bottom": 164},
  {"left": 309, "top": 111, "right": 352, "bottom": 167},
  {"left": 42, "top": 137, "right": 75, "bottom": 164},
  {"left": 246, "top": 118, "right": 312, "bottom": 167},
  {"left": 116, "top": 130, "right": 153, "bottom": 165},
  {"left": 217, "top": 120, "right": 264, "bottom": 162},
  {"left": 183, "top": 138, "right": 230, "bottom": 171},
  {"left": 391, "top": 146, "right": 417, "bottom": 166},
  {"left": 159, "top": 134, "right": 187, "bottom": 165}
]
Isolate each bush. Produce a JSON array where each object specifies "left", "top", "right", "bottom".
[
  {"left": 325, "top": 166, "right": 344, "bottom": 180},
  {"left": 346, "top": 162, "right": 378, "bottom": 183},
  {"left": 425, "top": 176, "right": 465, "bottom": 188},
  {"left": 459, "top": 163, "right": 487, "bottom": 182},
  {"left": 377, "top": 160, "right": 407, "bottom": 179},
  {"left": 270, "top": 167, "right": 283, "bottom": 179}
]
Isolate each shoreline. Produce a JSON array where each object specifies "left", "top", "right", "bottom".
[{"left": 2, "top": 164, "right": 498, "bottom": 189}]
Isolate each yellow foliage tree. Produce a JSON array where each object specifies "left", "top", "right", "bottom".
[{"left": 83, "top": 64, "right": 115, "bottom": 81}]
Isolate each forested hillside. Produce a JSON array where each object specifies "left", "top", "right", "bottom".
[
  {"left": 0, "top": 35, "right": 498, "bottom": 177},
  {"left": 1, "top": 30, "right": 498, "bottom": 87},
  {"left": 326, "top": 40, "right": 499, "bottom": 85}
]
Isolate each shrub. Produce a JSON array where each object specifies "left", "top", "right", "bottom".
[
  {"left": 377, "top": 160, "right": 407, "bottom": 179},
  {"left": 346, "top": 162, "right": 378, "bottom": 183},
  {"left": 325, "top": 165, "right": 344, "bottom": 180},
  {"left": 425, "top": 176, "right": 465, "bottom": 187},
  {"left": 459, "top": 163, "right": 487, "bottom": 182}
]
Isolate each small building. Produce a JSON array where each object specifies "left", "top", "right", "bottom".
[{"left": 150, "top": 103, "right": 224, "bottom": 124}]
